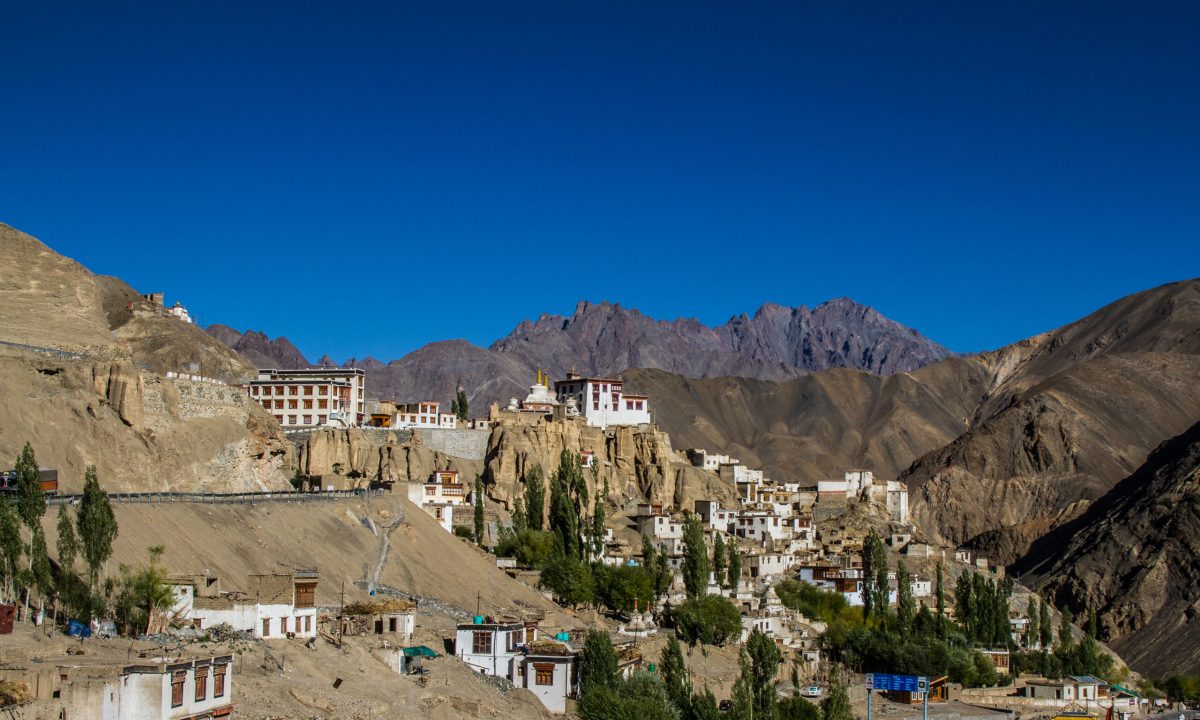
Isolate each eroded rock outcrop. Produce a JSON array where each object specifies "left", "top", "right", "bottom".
[{"left": 295, "top": 428, "right": 484, "bottom": 489}]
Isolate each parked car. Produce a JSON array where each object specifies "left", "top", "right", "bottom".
[{"left": 803, "top": 686, "right": 823, "bottom": 698}]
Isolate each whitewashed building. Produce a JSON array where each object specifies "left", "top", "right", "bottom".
[
  {"left": 554, "top": 373, "right": 651, "bottom": 428},
  {"left": 518, "top": 646, "right": 576, "bottom": 714},
  {"left": 455, "top": 620, "right": 532, "bottom": 677},
  {"left": 60, "top": 655, "right": 234, "bottom": 720},
  {"left": 245, "top": 367, "right": 366, "bottom": 428},
  {"left": 168, "top": 572, "right": 319, "bottom": 639}
]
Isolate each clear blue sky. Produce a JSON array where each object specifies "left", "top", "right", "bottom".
[{"left": 3, "top": 1, "right": 1197, "bottom": 361}]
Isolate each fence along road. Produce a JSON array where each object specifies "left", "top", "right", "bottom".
[{"left": 48, "top": 489, "right": 385, "bottom": 505}]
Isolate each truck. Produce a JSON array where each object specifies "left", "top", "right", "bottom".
[{"left": 0, "top": 468, "right": 59, "bottom": 496}]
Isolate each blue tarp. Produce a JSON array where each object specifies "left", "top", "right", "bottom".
[
  {"left": 402, "top": 645, "right": 439, "bottom": 658},
  {"left": 66, "top": 620, "right": 92, "bottom": 638}
]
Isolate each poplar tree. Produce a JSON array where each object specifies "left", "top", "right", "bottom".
[
  {"left": 726, "top": 541, "right": 741, "bottom": 592},
  {"left": 1039, "top": 599, "right": 1054, "bottom": 651},
  {"left": 28, "top": 526, "right": 52, "bottom": 599},
  {"left": 0, "top": 494, "right": 20, "bottom": 601},
  {"left": 896, "top": 560, "right": 915, "bottom": 632},
  {"left": 473, "top": 476, "right": 485, "bottom": 546},
  {"left": 14, "top": 442, "right": 46, "bottom": 533},
  {"left": 77, "top": 465, "right": 118, "bottom": 589},
  {"left": 1027, "top": 596, "right": 1040, "bottom": 649},
  {"left": 523, "top": 465, "right": 546, "bottom": 531},
  {"left": 549, "top": 453, "right": 582, "bottom": 558},
  {"left": 660, "top": 635, "right": 692, "bottom": 718},
  {"left": 746, "top": 628, "right": 782, "bottom": 720},
  {"left": 579, "top": 629, "right": 620, "bottom": 696},
  {"left": 56, "top": 504, "right": 79, "bottom": 574},
  {"left": 862, "top": 530, "right": 888, "bottom": 619},
  {"left": 453, "top": 389, "right": 469, "bottom": 421},
  {"left": 822, "top": 665, "right": 854, "bottom": 720},
  {"left": 681, "top": 514, "right": 709, "bottom": 599},
  {"left": 1058, "top": 607, "right": 1074, "bottom": 652},
  {"left": 935, "top": 561, "right": 946, "bottom": 638},
  {"left": 712, "top": 532, "right": 726, "bottom": 588}
]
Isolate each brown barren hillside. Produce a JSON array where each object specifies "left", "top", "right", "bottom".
[
  {"left": 0, "top": 223, "right": 288, "bottom": 491},
  {"left": 1016, "top": 420, "right": 1200, "bottom": 677}
]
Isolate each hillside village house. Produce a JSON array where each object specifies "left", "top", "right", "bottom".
[
  {"left": 244, "top": 367, "right": 366, "bottom": 428},
  {"left": 168, "top": 572, "right": 319, "bottom": 639},
  {"left": 635, "top": 503, "right": 683, "bottom": 539},
  {"left": 456, "top": 619, "right": 535, "bottom": 677},
  {"left": 518, "top": 643, "right": 577, "bottom": 714},
  {"left": 367, "top": 400, "right": 458, "bottom": 429},
  {"left": 695, "top": 500, "right": 739, "bottom": 533},
  {"left": 553, "top": 373, "right": 651, "bottom": 428},
  {"left": 59, "top": 655, "right": 234, "bottom": 720},
  {"left": 687, "top": 449, "right": 738, "bottom": 471},
  {"left": 413, "top": 469, "right": 468, "bottom": 506},
  {"left": 1022, "top": 676, "right": 1109, "bottom": 705}
]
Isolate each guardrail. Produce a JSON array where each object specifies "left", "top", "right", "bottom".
[{"left": 48, "top": 488, "right": 384, "bottom": 505}]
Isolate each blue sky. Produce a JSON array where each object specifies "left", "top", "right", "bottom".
[{"left": 2, "top": 1, "right": 1197, "bottom": 361}]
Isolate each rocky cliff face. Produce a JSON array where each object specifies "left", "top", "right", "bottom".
[
  {"left": 482, "top": 414, "right": 735, "bottom": 513},
  {"left": 1016, "top": 420, "right": 1200, "bottom": 677},
  {"left": 0, "top": 224, "right": 291, "bottom": 492},
  {"left": 902, "top": 279, "right": 1200, "bottom": 564},
  {"left": 294, "top": 427, "right": 483, "bottom": 488}
]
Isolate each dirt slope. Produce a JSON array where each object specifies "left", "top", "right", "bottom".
[{"left": 1016, "top": 420, "right": 1200, "bottom": 677}]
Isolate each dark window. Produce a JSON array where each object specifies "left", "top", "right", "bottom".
[
  {"left": 214, "top": 665, "right": 227, "bottom": 698},
  {"left": 473, "top": 630, "right": 493, "bottom": 654},
  {"left": 535, "top": 663, "right": 555, "bottom": 686}
]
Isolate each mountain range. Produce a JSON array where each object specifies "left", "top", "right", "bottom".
[
  {"left": 6, "top": 221, "right": 1200, "bottom": 676},
  {"left": 208, "top": 297, "right": 954, "bottom": 408}
]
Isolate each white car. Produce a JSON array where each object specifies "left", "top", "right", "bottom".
[{"left": 803, "top": 686, "right": 822, "bottom": 698}]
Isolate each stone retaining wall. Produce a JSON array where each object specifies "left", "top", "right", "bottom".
[{"left": 416, "top": 428, "right": 490, "bottom": 460}]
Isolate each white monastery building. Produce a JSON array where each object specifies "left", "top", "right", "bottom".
[
  {"left": 168, "top": 572, "right": 319, "bottom": 639},
  {"left": 554, "top": 373, "right": 650, "bottom": 428},
  {"left": 245, "top": 367, "right": 366, "bottom": 428}
]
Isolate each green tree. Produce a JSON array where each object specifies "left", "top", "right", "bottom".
[
  {"left": 594, "top": 564, "right": 654, "bottom": 614},
  {"left": 473, "top": 476, "right": 485, "bottom": 546},
  {"left": 955, "top": 572, "right": 974, "bottom": 639},
  {"left": 549, "top": 451, "right": 585, "bottom": 558},
  {"left": 690, "top": 688, "right": 721, "bottom": 720},
  {"left": 495, "top": 529, "right": 557, "bottom": 567},
  {"left": 0, "top": 493, "right": 21, "bottom": 601},
  {"left": 642, "top": 535, "right": 673, "bottom": 601},
  {"left": 1057, "top": 607, "right": 1074, "bottom": 653},
  {"left": 579, "top": 672, "right": 681, "bottom": 720},
  {"left": 726, "top": 540, "right": 741, "bottom": 591},
  {"left": 673, "top": 595, "right": 742, "bottom": 647},
  {"left": 77, "top": 465, "right": 118, "bottom": 589},
  {"left": 730, "top": 648, "right": 755, "bottom": 720},
  {"left": 935, "top": 562, "right": 946, "bottom": 638},
  {"left": 524, "top": 465, "right": 546, "bottom": 531},
  {"left": 579, "top": 629, "right": 621, "bottom": 696},
  {"left": 1039, "top": 599, "right": 1053, "bottom": 651},
  {"left": 861, "top": 530, "right": 887, "bottom": 619},
  {"left": 591, "top": 486, "right": 606, "bottom": 559},
  {"left": 539, "top": 553, "right": 594, "bottom": 608},
  {"left": 28, "top": 526, "right": 53, "bottom": 599},
  {"left": 712, "top": 533, "right": 726, "bottom": 589},
  {"left": 511, "top": 496, "right": 528, "bottom": 534},
  {"left": 1026, "top": 596, "right": 1040, "bottom": 649},
  {"left": 56, "top": 504, "right": 79, "bottom": 575},
  {"left": 896, "top": 560, "right": 915, "bottom": 633},
  {"left": 453, "top": 389, "right": 469, "bottom": 421},
  {"left": 1087, "top": 608, "right": 1098, "bottom": 639},
  {"left": 821, "top": 665, "right": 853, "bottom": 720},
  {"left": 779, "top": 697, "right": 822, "bottom": 720},
  {"left": 13, "top": 442, "right": 46, "bottom": 532},
  {"left": 681, "top": 514, "right": 709, "bottom": 599},
  {"left": 113, "top": 545, "right": 174, "bottom": 636},
  {"left": 745, "top": 628, "right": 782, "bottom": 720},
  {"left": 660, "top": 635, "right": 692, "bottom": 718}
]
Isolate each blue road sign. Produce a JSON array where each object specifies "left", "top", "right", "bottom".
[{"left": 865, "top": 674, "right": 925, "bottom": 693}]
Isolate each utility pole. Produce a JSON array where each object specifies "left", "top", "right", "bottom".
[{"left": 338, "top": 581, "right": 345, "bottom": 648}]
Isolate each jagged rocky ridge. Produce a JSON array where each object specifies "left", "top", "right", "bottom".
[{"left": 209, "top": 298, "right": 953, "bottom": 409}]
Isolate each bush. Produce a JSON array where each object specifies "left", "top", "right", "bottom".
[
  {"left": 495, "top": 529, "right": 557, "bottom": 568},
  {"left": 673, "top": 595, "right": 742, "bottom": 647},
  {"left": 453, "top": 525, "right": 475, "bottom": 539},
  {"left": 593, "top": 564, "right": 655, "bottom": 614},
  {"left": 777, "top": 578, "right": 862, "bottom": 625},
  {"left": 539, "top": 553, "right": 594, "bottom": 608}
]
